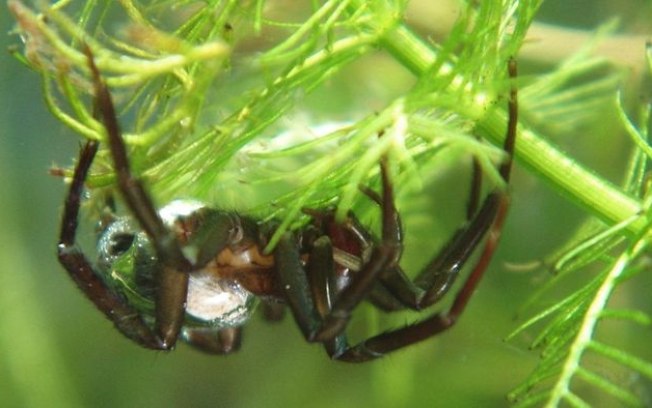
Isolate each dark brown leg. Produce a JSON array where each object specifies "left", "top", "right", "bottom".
[
  {"left": 280, "top": 57, "right": 517, "bottom": 354},
  {"left": 313, "top": 155, "right": 403, "bottom": 341},
  {"left": 274, "top": 164, "right": 404, "bottom": 344},
  {"left": 84, "top": 46, "right": 191, "bottom": 349},
  {"left": 184, "top": 327, "right": 242, "bottom": 354},
  {"left": 57, "top": 141, "right": 166, "bottom": 349},
  {"left": 326, "top": 59, "right": 518, "bottom": 361},
  {"left": 368, "top": 58, "right": 519, "bottom": 310},
  {"left": 274, "top": 157, "right": 406, "bottom": 347},
  {"left": 334, "top": 192, "right": 510, "bottom": 362},
  {"left": 306, "top": 236, "right": 337, "bottom": 319}
]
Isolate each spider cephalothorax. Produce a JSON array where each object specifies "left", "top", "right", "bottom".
[{"left": 57, "top": 47, "right": 517, "bottom": 362}]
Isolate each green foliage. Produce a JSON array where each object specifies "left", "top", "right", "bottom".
[
  {"left": 8, "top": 0, "right": 537, "bottom": 232},
  {"left": 7, "top": 0, "right": 652, "bottom": 406},
  {"left": 507, "top": 71, "right": 652, "bottom": 406}
]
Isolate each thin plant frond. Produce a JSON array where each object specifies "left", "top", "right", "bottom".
[{"left": 509, "top": 81, "right": 652, "bottom": 404}]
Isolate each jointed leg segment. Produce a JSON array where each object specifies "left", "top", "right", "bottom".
[
  {"left": 57, "top": 140, "right": 167, "bottom": 349},
  {"left": 276, "top": 59, "right": 518, "bottom": 362}
]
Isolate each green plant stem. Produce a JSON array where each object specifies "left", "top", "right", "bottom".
[{"left": 376, "top": 20, "right": 644, "bottom": 234}]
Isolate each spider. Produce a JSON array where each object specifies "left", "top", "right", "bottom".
[{"left": 57, "top": 47, "right": 517, "bottom": 363}]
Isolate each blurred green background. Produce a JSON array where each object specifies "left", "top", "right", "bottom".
[{"left": 1, "top": 1, "right": 650, "bottom": 407}]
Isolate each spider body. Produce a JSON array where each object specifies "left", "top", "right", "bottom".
[
  {"left": 56, "top": 48, "right": 518, "bottom": 362},
  {"left": 93, "top": 198, "right": 395, "bottom": 353},
  {"left": 98, "top": 200, "right": 260, "bottom": 330}
]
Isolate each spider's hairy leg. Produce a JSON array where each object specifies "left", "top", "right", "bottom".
[
  {"left": 57, "top": 141, "right": 166, "bottom": 349},
  {"left": 273, "top": 153, "right": 406, "bottom": 348},
  {"left": 83, "top": 45, "right": 190, "bottom": 349},
  {"left": 329, "top": 58, "right": 519, "bottom": 362},
  {"left": 314, "top": 154, "right": 404, "bottom": 341}
]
